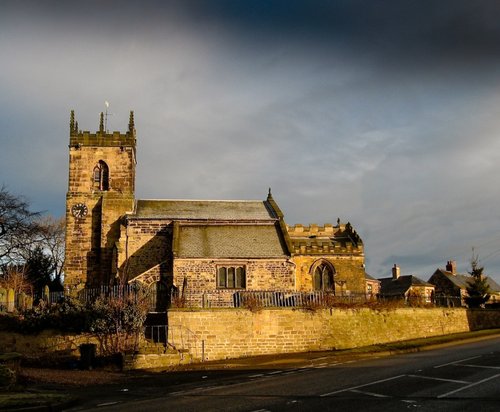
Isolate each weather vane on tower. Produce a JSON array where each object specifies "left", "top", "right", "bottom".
[{"left": 104, "top": 101, "right": 112, "bottom": 132}]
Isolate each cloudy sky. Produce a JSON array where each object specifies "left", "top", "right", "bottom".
[{"left": 1, "top": 0, "right": 500, "bottom": 281}]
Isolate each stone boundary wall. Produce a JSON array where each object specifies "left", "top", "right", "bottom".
[
  {"left": 1, "top": 308, "right": 500, "bottom": 368},
  {"left": 0, "top": 330, "right": 101, "bottom": 358},
  {"left": 168, "top": 308, "right": 500, "bottom": 361}
]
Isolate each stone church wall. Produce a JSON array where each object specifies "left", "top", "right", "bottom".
[
  {"left": 119, "top": 220, "right": 172, "bottom": 283},
  {"left": 292, "top": 255, "right": 366, "bottom": 294},
  {"left": 173, "top": 259, "right": 295, "bottom": 307}
]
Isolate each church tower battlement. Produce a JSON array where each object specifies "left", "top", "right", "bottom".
[
  {"left": 65, "top": 110, "right": 136, "bottom": 288},
  {"left": 69, "top": 110, "right": 136, "bottom": 148}
]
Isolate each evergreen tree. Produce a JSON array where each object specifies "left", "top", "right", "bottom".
[
  {"left": 464, "top": 253, "right": 491, "bottom": 308},
  {"left": 25, "top": 246, "right": 54, "bottom": 293}
]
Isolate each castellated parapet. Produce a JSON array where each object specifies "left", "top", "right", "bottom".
[
  {"left": 286, "top": 222, "right": 363, "bottom": 255},
  {"left": 69, "top": 110, "right": 136, "bottom": 148}
]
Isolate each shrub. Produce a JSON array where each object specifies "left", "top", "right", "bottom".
[
  {"left": 87, "top": 286, "right": 151, "bottom": 354},
  {"left": 1, "top": 286, "right": 151, "bottom": 356}
]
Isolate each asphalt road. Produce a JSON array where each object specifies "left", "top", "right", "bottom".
[{"left": 68, "top": 336, "right": 500, "bottom": 411}]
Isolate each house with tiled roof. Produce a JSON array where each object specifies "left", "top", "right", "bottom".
[
  {"left": 64, "top": 112, "right": 368, "bottom": 307},
  {"left": 378, "top": 265, "right": 434, "bottom": 303},
  {"left": 428, "top": 261, "right": 500, "bottom": 307},
  {"left": 365, "top": 273, "right": 380, "bottom": 297}
]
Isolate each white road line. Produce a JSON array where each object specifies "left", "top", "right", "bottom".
[
  {"left": 437, "top": 373, "right": 500, "bottom": 398},
  {"left": 248, "top": 374, "right": 264, "bottom": 378},
  {"left": 268, "top": 370, "right": 283, "bottom": 375},
  {"left": 320, "top": 374, "right": 406, "bottom": 397},
  {"left": 461, "top": 364, "right": 500, "bottom": 370},
  {"left": 406, "top": 374, "right": 470, "bottom": 384},
  {"left": 97, "top": 402, "right": 120, "bottom": 407},
  {"left": 350, "top": 389, "right": 390, "bottom": 398},
  {"left": 169, "top": 390, "right": 188, "bottom": 395},
  {"left": 434, "top": 356, "right": 481, "bottom": 369},
  {"left": 169, "top": 386, "right": 217, "bottom": 396}
]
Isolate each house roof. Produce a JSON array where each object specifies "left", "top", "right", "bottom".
[
  {"left": 378, "top": 275, "right": 433, "bottom": 297},
  {"left": 132, "top": 199, "right": 277, "bottom": 221},
  {"left": 365, "top": 273, "right": 380, "bottom": 282},
  {"left": 431, "top": 269, "right": 500, "bottom": 292},
  {"left": 175, "top": 224, "right": 289, "bottom": 259}
]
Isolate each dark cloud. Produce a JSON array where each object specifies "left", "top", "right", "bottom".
[{"left": 1, "top": 0, "right": 500, "bottom": 281}]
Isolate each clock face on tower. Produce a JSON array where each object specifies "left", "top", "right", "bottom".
[{"left": 71, "top": 203, "right": 88, "bottom": 219}]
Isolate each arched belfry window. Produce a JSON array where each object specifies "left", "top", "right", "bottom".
[
  {"left": 311, "top": 261, "right": 335, "bottom": 292},
  {"left": 93, "top": 160, "right": 109, "bottom": 191}
]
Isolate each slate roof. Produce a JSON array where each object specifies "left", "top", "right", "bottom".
[
  {"left": 365, "top": 273, "right": 380, "bottom": 282},
  {"left": 378, "top": 275, "right": 433, "bottom": 297},
  {"left": 176, "top": 224, "right": 288, "bottom": 258},
  {"left": 133, "top": 199, "right": 277, "bottom": 221},
  {"left": 431, "top": 269, "right": 500, "bottom": 292}
]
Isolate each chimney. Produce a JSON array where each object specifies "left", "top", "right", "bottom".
[
  {"left": 446, "top": 260, "right": 456, "bottom": 275},
  {"left": 392, "top": 264, "right": 400, "bottom": 280}
]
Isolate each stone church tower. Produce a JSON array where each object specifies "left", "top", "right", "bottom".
[{"left": 64, "top": 111, "right": 136, "bottom": 288}]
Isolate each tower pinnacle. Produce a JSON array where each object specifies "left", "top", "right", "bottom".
[
  {"left": 99, "top": 112, "right": 104, "bottom": 133},
  {"left": 128, "top": 111, "right": 135, "bottom": 134}
]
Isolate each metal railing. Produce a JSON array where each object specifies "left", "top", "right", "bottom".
[
  {"left": 3, "top": 285, "right": 472, "bottom": 312},
  {"left": 144, "top": 324, "right": 202, "bottom": 361},
  {"left": 76, "top": 284, "right": 168, "bottom": 312},
  {"left": 189, "top": 290, "right": 469, "bottom": 309}
]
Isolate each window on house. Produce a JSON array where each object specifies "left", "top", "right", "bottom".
[
  {"left": 313, "top": 263, "right": 334, "bottom": 291},
  {"left": 217, "top": 266, "right": 246, "bottom": 289},
  {"left": 92, "top": 160, "right": 109, "bottom": 191}
]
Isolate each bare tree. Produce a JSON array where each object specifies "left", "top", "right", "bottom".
[
  {"left": 0, "top": 265, "right": 32, "bottom": 294},
  {"left": 36, "top": 216, "right": 65, "bottom": 284},
  {"left": 0, "top": 185, "right": 40, "bottom": 266}
]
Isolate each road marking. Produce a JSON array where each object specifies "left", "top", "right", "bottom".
[
  {"left": 169, "top": 385, "right": 217, "bottom": 396},
  {"left": 320, "top": 374, "right": 405, "bottom": 397},
  {"left": 437, "top": 373, "right": 500, "bottom": 398},
  {"left": 268, "top": 370, "right": 283, "bottom": 375},
  {"left": 350, "top": 389, "right": 390, "bottom": 398},
  {"left": 461, "top": 364, "right": 500, "bottom": 370},
  {"left": 97, "top": 402, "right": 120, "bottom": 407},
  {"left": 434, "top": 356, "right": 481, "bottom": 369},
  {"left": 406, "top": 374, "right": 470, "bottom": 384},
  {"left": 169, "top": 390, "right": 188, "bottom": 395},
  {"left": 248, "top": 374, "right": 264, "bottom": 378}
]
